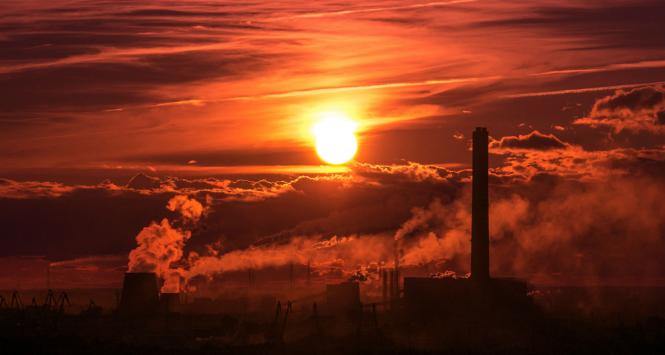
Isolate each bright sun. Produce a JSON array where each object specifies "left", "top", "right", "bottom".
[{"left": 312, "top": 112, "right": 358, "bottom": 165}]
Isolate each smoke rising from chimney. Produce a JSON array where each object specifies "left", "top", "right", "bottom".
[
  {"left": 125, "top": 170, "right": 665, "bottom": 293},
  {"left": 128, "top": 195, "right": 204, "bottom": 292},
  {"left": 166, "top": 194, "right": 205, "bottom": 223}
]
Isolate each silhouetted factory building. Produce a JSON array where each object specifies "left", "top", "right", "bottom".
[
  {"left": 403, "top": 127, "right": 531, "bottom": 318},
  {"left": 116, "top": 128, "right": 529, "bottom": 320}
]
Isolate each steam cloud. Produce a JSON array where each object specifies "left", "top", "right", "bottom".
[
  {"left": 128, "top": 195, "right": 204, "bottom": 292},
  {"left": 123, "top": 159, "right": 665, "bottom": 293}
]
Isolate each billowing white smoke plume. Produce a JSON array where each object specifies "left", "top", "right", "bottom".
[
  {"left": 396, "top": 198, "right": 471, "bottom": 269},
  {"left": 182, "top": 234, "right": 395, "bottom": 291},
  {"left": 166, "top": 195, "right": 205, "bottom": 223},
  {"left": 127, "top": 174, "right": 665, "bottom": 292},
  {"left": 175, "top": 196, "right": 472, "bottom": 289},
  {"left": 130, "top": 197, "right": 472, "bottom": 292},
  {"left": 128, "top": 195, "right": 204, "bottom": 292}
]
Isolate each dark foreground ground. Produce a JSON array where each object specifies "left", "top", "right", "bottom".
[
  {"left": 1, "top": 308, "right": 664, "bottom": 354},
  {"left": 2, "top": 286, "right": 665, "bottom": 354}
]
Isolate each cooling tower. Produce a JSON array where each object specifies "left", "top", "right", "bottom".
[
  {"left": 472, "top": 127, "right": 490, "bottom": 283},
  {"left": 159, "top": 292, "right": 181, "bottom": 313},
  {"left": 119, "top": 272, "right": 159, "bottom": 316}
]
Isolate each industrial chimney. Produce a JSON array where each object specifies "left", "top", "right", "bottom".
[{"left": 472, "top": 127, "right": 490, "bottom": 283}]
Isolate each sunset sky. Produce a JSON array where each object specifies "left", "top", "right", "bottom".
[{"left": 1, "top": 0, "right": 664, "bottom": 290}]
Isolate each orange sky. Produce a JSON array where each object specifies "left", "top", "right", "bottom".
[
  {"left": 1, "top": 0, "right": 665, "bottom": 289},
  {"left": 1, "top": 0, "right": 664, "bottom": 174}
]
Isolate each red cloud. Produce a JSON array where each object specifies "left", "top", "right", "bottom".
[
  {"left": 574, "top": 85, "right": 665, "bottom": 134},
  {"left": 489, "top": 130, "right": 570, "bottom": 152},
  {"left": 490, "top": 131, "right": 665, "bottom": 181}
]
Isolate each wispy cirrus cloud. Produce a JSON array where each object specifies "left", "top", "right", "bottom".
[
  {"left": 1, "top": 0, "right": 665, "bottom": 174},
  {"left": 270, "top": 0, "right": 477, "bottom": 20},
  {"left": 503, "top": 81, "right": 665, "bottom": 99}
]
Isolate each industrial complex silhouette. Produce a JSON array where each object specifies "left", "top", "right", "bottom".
[
  {"left": 113, "top": 127, "right": 530, "bottom": 320},
  {"left": 1, "top": 128, "right": 663, "bottom": 354}
]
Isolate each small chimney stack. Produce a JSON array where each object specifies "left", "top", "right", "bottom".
[
  {"left": 306, "top": 260, "right": 312, "bottom": 285},
  {"left": 382, "top": 268, "right": 388, "bottom": 306},
  {"left": 289, "top": 262, "right": 295, "bottom": 288},
  {"left": 388, "top": 269, "right": 395, "bottom": 306}
]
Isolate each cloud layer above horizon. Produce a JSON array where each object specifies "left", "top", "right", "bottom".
[{"left": 1, "top": 0, "right": 665, "bottom": 288}]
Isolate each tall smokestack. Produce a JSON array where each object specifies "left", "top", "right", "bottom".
[
  {"left": 472, "top": 127, "right": 490, "bottom": 283},
  {"left": 248, "top": 268, "right": 254, "bottom": 288}
]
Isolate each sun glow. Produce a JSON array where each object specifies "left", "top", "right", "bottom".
[{"left": 312, "top": 112, "right": 358, "bottom": 165}]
